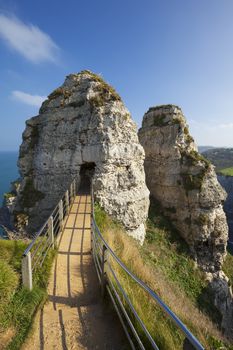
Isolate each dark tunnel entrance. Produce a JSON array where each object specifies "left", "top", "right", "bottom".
[{"left": 78, "top": 162, "right": 96, "bottom": 194}]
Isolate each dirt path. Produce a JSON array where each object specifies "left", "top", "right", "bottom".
[{"left": 23, "top": 194, "right": 126, "bottom": 350}]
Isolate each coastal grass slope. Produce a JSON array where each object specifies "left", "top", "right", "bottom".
[
  {"left": 95, "top": 200, "right": 233, "bottom": 350},
  {"left": 0, "top": 239, "right": 56, "bottom": 349}
]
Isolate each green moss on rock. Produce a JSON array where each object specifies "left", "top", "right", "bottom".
[
  {"left": 4, "top": 192, "right": 15, "bottom": 199},
  {"left": 153, "top": 114, "right": 169, "bottom": 127},
  {"left": 181, "top": 171, "right": 206, "bottom": 192},
  {"left": 181, "top": 149, "right": 211, "bottom": 169}
]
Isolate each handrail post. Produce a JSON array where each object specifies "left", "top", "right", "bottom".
[
  {"left": 59, "top": 199, "right": 63, "bottom": 232},
  {"left": 101, "top": 244, "right": 108, "bottom": 298},
  {"left": 65, "top": 190, "right": 69, "bottom": 213},
  {"left": 48, "top": 216, "right": 54, "bottom": 249},
  {"left": 22, "top": 252, "right": 33, "bottom": 290}
]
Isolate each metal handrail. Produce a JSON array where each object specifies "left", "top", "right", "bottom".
[
  {"left": 23, "top": 178, "right": 76, "bottom": 256},
  {"left": 91, "top": 185, "right": 204, "bottom": 350},
  {"left": 22, "top": 178, "right": 77, "bottom": 290}
]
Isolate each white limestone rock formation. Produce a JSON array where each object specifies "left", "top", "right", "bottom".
[
  {"left": 138, "top": 105, "right": 228, "bottom": 271},
  {"left": 14, "top": 71, "right": 149, "bottom": 242},
  {"left": 139, "top": 105, "right": 233, "bottom": 338}
]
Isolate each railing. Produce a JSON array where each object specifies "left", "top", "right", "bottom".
[
  {"left": 91, "top": 186, "right": 205, "bottom": 350},
  {"left": 21, "top": 177, "right": 205, "bottom": 349},
  {"left": 22, "top": 179, "right": 77, "bottom": 290}
]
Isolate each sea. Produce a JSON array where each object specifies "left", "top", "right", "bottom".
[{"left": 0, "top": 151, "right": 19, "bottom": 237}]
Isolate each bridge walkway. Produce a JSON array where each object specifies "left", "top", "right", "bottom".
[{"left": 23, "top": 193, "right": 126, "bottom": 350}]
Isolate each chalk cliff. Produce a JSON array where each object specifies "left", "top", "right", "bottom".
[
  {"left": 138, "top": 105, "right": 233, "bottom": 336},
  {"left": 138, "top": 105, "right": 228, "bottom": 271},
  {"left": 14, "top": 71, "right": 149, "bottom": 242},
  {"left": 218, "top": 175, "right": 233, "bottom": 244}
]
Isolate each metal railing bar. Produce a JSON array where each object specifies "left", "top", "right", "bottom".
[
  {"left": 106, "top": 261, "right": 159, "bottom": 350},
  {"left": 106, "top": 284, "right": 136, "bottom": 350},
  {"left": 32, "top": 234, "right": 51, "bottom": 270},
  {"left": 52, "top": 209, "right": 60, "bottom": 221},
  {"left": 92, "top": 251, "right": 101, "bottom": 283},
  {"left": 23, "top": 226, "right": 46, "bottom": 256},
  {"left": 92, "top": 233, "right": 103, "bottom": 257},
  {"left": 92, "top": 240, "right": 102, "bottom": 275},
  {"left": 53, "top": 225, "right": 60, "bottom": 237},
  {"left": 53, "top": 219, "right": 61, "bottom": 232},
  {"left": 31, "top": 232, "right": 49, "bottom": 260},
  {"left": 108, "top": 277, "right": 145, "bottom": 350},
  {"left": 23, "top": 178, "right": 76, "bottom": 257},
  {"left": 92, "top": 220, "right": 204, "bottom": 350},
  {"left": 39, "top": 240, "right": 54, "bottom": 268}
]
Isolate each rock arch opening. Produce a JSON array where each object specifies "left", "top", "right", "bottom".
[{"left": 78, "top": 162, "right": 96, "bottom": 194}]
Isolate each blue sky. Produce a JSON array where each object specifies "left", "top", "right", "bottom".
[{"left": 0, "top": 0, "right": 233, "bottom": 151}]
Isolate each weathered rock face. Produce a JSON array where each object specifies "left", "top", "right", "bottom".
[
  {"left": 208, "top": 271, "right": 233, "bottom": 339},
  {"left": 218, "top": 175, "right": 233, "bottom": 244},
  {"left": 15, "top": 71, "right": 149, "bottom": 242},
  {"left": 138, "top": 105, "right": 228, "bottom": 272},
  {"left": 139, "top": 105, "right": 233, "bottom": 338}
]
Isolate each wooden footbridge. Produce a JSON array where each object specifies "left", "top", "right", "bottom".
[{"left": 21, "top": 179, "right": 205, "bottom": 350}]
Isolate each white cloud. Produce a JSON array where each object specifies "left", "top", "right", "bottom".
[
  {"left": 218, "top": 123, "right": 233, "bottom": 129},
  {"left": 12, "top": 90, "right": 46, "bottom": 107},
  {"left": 188, "top": 119, "right": 233, "bottom": 147},
  {"left": 0, "top": 14, "right": 59, "bottom": 63}
]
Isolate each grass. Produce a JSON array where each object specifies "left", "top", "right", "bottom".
[
  {"left": 94, "top": 201, "right": 233, "bottom": 350},
  {"left": 4, "top": 192, "right": 15, "bottom": 199},
  {"left": 0, "top": 239, "right": 56, "bottom": 349},
  {"left": 219, "top": 167, "right": 233, "bottom": 176},
  {"left": 223, "top": 252, "right": 233, "bottom": 286}
]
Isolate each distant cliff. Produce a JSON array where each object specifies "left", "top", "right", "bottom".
[{"left": 202, "top": 148, "right": 233, "bottom": 171}]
